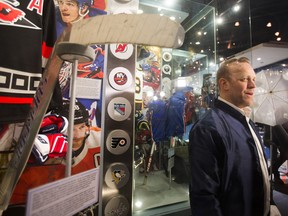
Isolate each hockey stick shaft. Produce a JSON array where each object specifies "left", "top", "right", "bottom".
[{"left": 0, "top": 45, "right": 64, "bottom": 210}]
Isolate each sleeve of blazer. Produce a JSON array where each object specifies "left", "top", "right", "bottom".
[{"left": 189, "top": 124, "right": 224, "bottom": 216}]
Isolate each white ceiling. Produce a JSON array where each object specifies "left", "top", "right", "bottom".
[{"left": 232, "top": 42, "right": 288, "bottom": 69}]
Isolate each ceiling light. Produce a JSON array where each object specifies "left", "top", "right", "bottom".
[
  {"left": 164, "top": 0, "right": 175, "bottom": 7},
  {"left": 216, "top": 17, "right": 224, "bottom": 25},
  {"left": 277, "top": 37, "right": 281, "bottom": 41},
  {"left": 170, "top": 16, "right": 176, "bottom": 21},
  {"left": 257, "top": 57, "right": 261, "bottom": 61},
  {"left": 234, "top": 21, "right": 240, "bottom": 26},
  {"left": 233, "top": 5, "right": 240, "bottom": 12},
  {"left": 177, "top": 78, "right": 187, "bottom": 87},
  {"left": 135, "top": 201, "right": 142, "bottom": 208},
  {"left": 266, "top": 22, "right": 272, "bottom": 27},
  {"left": 275, "top": 32, "right": 280, "bottom": 36}
]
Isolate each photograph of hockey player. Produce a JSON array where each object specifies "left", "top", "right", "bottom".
[
  {"left": 7, "top": 99, "right": 101, "bottom": 210},
  {"left": 55, "top": 0, "right": 106, "bottom": 81},
  {"left": 55, "top": 0, "right": 106, "bottom": 38},
  {"left": 55, "top": 0, "right": 106, "bottom": 129},
  {"left": 60, "top": 99, "right": 101, "bottom": 172}
]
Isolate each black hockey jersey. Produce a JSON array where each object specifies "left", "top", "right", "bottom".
[{"left": 0, "top": 0, "right": 57, "bottom": 123}]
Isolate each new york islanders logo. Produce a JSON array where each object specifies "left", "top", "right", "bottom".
[
  {"left": 109, "top": 67, "right": 132, "bottom": 91},
  {"left": 113, "top": 71, "right": 127, "bottom": 85}
]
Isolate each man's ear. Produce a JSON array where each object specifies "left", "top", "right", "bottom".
[{"left": 219, "top": 78, "right": 229, "bottom": 91}]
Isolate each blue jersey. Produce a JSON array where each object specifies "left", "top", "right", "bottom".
[{"left": 147, "top": 100, "right": 168, "bottom": 142}]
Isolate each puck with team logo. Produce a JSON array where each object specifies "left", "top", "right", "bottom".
[
  {"left": 162, "top": 64, "right": 172, "bottom": 75},
  {"left": 105, "top": 163, "right": 130, "bottom": 189},
  {"left": 106, "top": 130, "right": 130, "bottom": 155},
  {"left": 162, "top": 51, "right": 172, "bottom": 62},
  {"left": 107, "top": 97, "right": 132, "bottom": 121},
  {"left": 104, "top": 195, "right": 129, "bottom": 216},
  {"left": 108, "top": 67, "right": 132, "bottom": 91},
  {"left": 110, "top": 43, "right": 134, "bottom": 60}
]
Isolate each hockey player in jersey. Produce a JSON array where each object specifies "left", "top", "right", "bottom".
[
  {"left": 56, "top": 0, "right": 106, "bottom": 124},
  {"left": 59, "top": 99, "right": 101, "bottom": 171},
  {"left": 55, "top": 0, "right": 106, "bottom": 38},
  {"left": 8, "top": 99, "right": 101, "bottom": 208}
]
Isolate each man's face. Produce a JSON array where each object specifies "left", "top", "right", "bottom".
[
  {"left": 73, "top": 122, "right": 87, "bottom": 149},
  {"left": 58, "top": 0, "right": 79, "bottom": 23},
  {"left": 225, "top": 62, "right": 256, "bottom": 108}
]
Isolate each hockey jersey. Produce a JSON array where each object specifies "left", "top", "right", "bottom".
[{"left": 0, "top": 0, "right": 57, "bottom": 123}]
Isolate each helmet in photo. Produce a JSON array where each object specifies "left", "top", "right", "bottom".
[
  {"left": 141, "top": 63, "right": 151, "bottom": 72},
  {"left": 76, "top": 0, "right": 93, "bottom": 8},
  {"left": 60, "top": 99, "right": 90, "bottom": 125}
]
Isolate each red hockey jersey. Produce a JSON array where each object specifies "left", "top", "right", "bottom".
[{"left": 0, "top": 0, "right": 57, "bottom": 123}]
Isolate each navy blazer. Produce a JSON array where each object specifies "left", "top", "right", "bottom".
[{"left": 189, "top": 99, "right": 267, "bottom": 216}]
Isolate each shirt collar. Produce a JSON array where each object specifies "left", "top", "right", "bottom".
[{"left": 218, "top": 97, "right": 252, "bottom": 118}]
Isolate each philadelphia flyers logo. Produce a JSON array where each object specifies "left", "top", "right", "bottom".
[{"left": 111, "top": 137, "right": 127, "bottom": 148}]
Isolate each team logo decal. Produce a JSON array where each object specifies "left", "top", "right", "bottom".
[
  {"left": 108, "top": 67, "right": 132, "bottom": 91},
  {"left": 105, "top": 163, "right": 129, "bottom": 189},
  {"left": 162, "top": 51, "right": 172, "bottom": 62},
  {"left": 162, "top": 64, "right": 172, "bottom": 75},
  {"left": 110, "top": 43, "right": 134, "bottom": 60},
  {"left": 107, "top": 97, "right": 132, "bottom": 121},
  {"left": 0, "top": 1, "right": 41, "bottom": 29},
  {"left": 114, "top": 104, "right": 125, "bottom": 115},
  {"left": 106, "top": 130, "right": 130, "bottom": 155},
  {"left": 104, "top": 195, "right": 129, "bottom": 216}
]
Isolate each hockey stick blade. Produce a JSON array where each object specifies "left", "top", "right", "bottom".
[
  {"left": 0, "top": 13, "right": 184, "bottom": 211},
  {"left": 67, "top": 13, "right": 185, "bottom": 48}
]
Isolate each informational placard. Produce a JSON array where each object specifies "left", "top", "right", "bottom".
[{"left": 26, "top": 168, "right": 100, "bottom": 216}]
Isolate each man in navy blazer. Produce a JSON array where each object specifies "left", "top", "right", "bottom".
[{"left": 189, "top": 57, "right": 281, "bottom": 216}]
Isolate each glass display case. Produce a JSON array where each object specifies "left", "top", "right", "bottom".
[{"left": 133, "top": 1, "right": 217, "bottom": 214}]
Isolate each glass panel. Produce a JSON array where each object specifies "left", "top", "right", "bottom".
[{"left": 134, "top": 0, "right": 216, "bottom": 214}]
